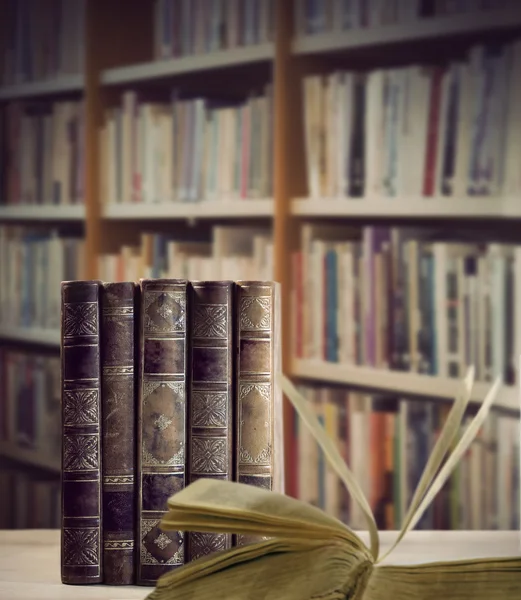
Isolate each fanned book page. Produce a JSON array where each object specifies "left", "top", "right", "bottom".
[{"left": 146, "top": 370, "right": 521, "bottom": 600}]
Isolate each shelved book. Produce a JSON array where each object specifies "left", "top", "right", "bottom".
[
  {"left": 98, "top": 227, "right": 273, "bottom": 283},
  {"left": 60, "top": 278, "right": 282, "bottom": 586},
  {"left": 0, "top": 349, "right": 60, "bottom": 458},
  {"left": 153, "top": 0, "right": 274, "bottom": 59},
  {"left": 0, "top": 0, "right": 85, "bottom": 85},
  {"left": 294, "top": 0, "right": 518, "bottom": 35},
  {"left": 301, "top": 37, "right": 521, "bottom": 200},
  {"left": 0, "top": 226, "right": 85, "bottom": 331},
  {"left": 291, "top": 384, "right": 520, "bottom": 531},
  {"left": 99, "top": 87, "right": 273, "bottom": 205},
  {"left": 292, "top": 223, "right": 521, "bottom": 387},
  {"left": 0, "top": 100, "right": 85, "bottom": 206}
]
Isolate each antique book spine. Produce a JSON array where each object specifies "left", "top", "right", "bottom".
[
  {"left": 137, "top": 279, "right": 189, "bottom": 585},
  {"left": 100, "top": 282, "right": 138, "bottom": 585},
  {"left": 235, "top": 281, "right": 284, "bottom": 546},
  {"left": 61, "top": 280, "right": 103, "bottom": 584},
  {"left": 186, "top": 281, "right": 234, "bottom": 562}
]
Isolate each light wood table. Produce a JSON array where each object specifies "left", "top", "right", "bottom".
[{"left": 0, "top": 530, "right": 519, "bottom": 599}]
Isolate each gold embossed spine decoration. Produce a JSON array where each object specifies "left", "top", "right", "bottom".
[
  {"left": 61, "top": 280, "right": 103, "bottom": 585},
  {"left": 186, "top": 281, "right": 235, "bottom": 563},
  {"left": 234, "top": 281, "right": 283, "bottom": 546},
  {"left": 137, "top": 279, "right": 189, "bottom": 585}
]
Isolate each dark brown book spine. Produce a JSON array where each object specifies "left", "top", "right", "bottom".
[
  {"left": 61, "top": 280, "right": 102, "bottom": 584},
  {"left": 186, "top": 281, "right": 234, "bottom": 562},
  {"left": 100, "top": 282, "right": 138, "bottom": 585},
  {"left": 137, "top": 279, "right": 188, "bottom": 585},
  {"left": 234, "top": 281, "right": 284, "bottom": 546}
]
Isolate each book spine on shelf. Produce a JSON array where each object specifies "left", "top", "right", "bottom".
[
  {"left": 186, "top": 280, "right": 234, "bottom": 562},
  {"left": 137, "top": 279, "right": 188, "bottom": 585},
  {"left": 100, "top": 282, "right": 138, "bottom": 585},
  {"left": 234, "top": 280, "right": 283, "bottom": 546},
  {"left": 60, "top": 280, "right": 102, "bottom": 584}
]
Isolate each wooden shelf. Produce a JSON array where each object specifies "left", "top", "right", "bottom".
[
  {"left": 101, "top": 43, "right": 274, "bottom": 86},
  {"left": 0, "top": 443, "right": 60, "bottom": 474},
  {"left": 292, "top": 197, "right": 521, "bottom": 219},
  {"left": 293, "top": 8, "right": 521, "bottom": 56},
  {"left": 0, "top": 327, "right": 60, "bottom": 347},
  {"left": 0, "top": 204, "right": 85, "bottom": 222},
  {"left": 291, "top": 359, "right": 520, "bottom": 414},
  {"left": 0, "top": 74, "right": 84, "bottom": 100},
  {"left": 102, "top": 199, "right": 274, "bottom": 220}
]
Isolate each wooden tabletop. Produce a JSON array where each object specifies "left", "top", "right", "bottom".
[{"left": 0, "top": 530, "right": 519, "bottom": 599}]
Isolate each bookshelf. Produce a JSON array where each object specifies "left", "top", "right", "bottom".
[
  {"left": 293, "top": 6, "right": 521, "bottom": 55},
  {"left": 292, "top": 359, "right": 519, "bottom": 414},
  {"left": 0, "top": 75, "right": 84, "bottom": 101},
  {"left": 292, "top": 198, "right": 521, "bottom": 219},
  {"left": 102, "top": 199, "right": 273, "bottom": 221},
  {"left": 1, "top": 0, "right": 521, "bottom": 531}
]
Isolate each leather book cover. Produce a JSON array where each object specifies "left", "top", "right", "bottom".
[
  {"left": 137, "top": 279, "right": 189, "bottom": 585},
  {"left": 61, "top": 280, "right": 103, "bottom": 584},
  {"left": 186, "top": 281, "right": 234, "bottom": 562},
  {"left": 234, "top": 281, "right": 284, "bottom": 546},
  {"left": 100, "top": 282, "right": 138, "bottom": 585}
]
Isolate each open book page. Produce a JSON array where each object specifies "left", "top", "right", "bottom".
[
  {"left": 161, "top": 478, "right": 369, "bottom": 555},
  {"left": 148, "top": 540, "right": 371, "bottom": 600},
  {"left": 146, "top": 370, "right": 521, "bottom": 600}
]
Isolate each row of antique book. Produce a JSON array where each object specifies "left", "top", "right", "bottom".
[{"left": 60, "top": 278, "right": 283, "bottom": 586}]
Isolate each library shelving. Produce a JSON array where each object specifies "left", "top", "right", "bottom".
[
  {"left": 101, "top": 43, "right": 275, "bottom": 86},
  {"left": 292, "top": 359, "right": 519, "bottom": 414},
  {"left": 1, "top": 0, "right": 521, "bottom": 523},
  {"left": 0, "top": 205, "right": 86, "bottom": 223},
  {"left": 0, "top": 75, "right": 84, "bottom": 101},
  {"left": 102, "top": 199, "right": 274, "bottom": 221},
  {"left": 293, "top": 6, "right": 521, "bottom": 55},
  {"left": 0, "top": 327, "right": 60, "bottom": 347},
  {"left": 292, "top": 198, "right": 521, "bottom": 219}
]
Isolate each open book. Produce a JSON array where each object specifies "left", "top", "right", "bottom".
[{"left": 146, "top": 368, "right": 521, "bottom": 600}]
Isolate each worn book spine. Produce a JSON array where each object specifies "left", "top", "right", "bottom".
[
  {"left": 235, "top": 281, "right": 284, "bottom": 546},
  {"left": 137, "top": 279, "right": 189, "bottom": 585},
  {"left": 100, "top": 282, "right": 138, "bottom": 585},
  {"left": 186, "top": 281, "right": 234, "bottom": 562},
  {"left": 61, "top": 280, "right": 103, "bottom": 584}
]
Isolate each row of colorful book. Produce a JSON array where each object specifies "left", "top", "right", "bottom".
[
  {"left": 1, "top": 0, "right": 85, "bottom": 85},
  {"left": 60, "top": 278, "right": 282, "bottom": 586},
  {"left": 0, "top": 227, "right": 84, "bottom": 331},
  {"left": 100, "top": 86, "right": 272, "bottom": 205},
  {"left": 289, "top": 384, "right": 520, "bottom": 532},
  {"left": 293, "top": 223, "right": 521, "bottom": 386},
  {"left": 302, "top": 38, "right": 521, "bottom": 199},
  {"left": 0, "top": 350, "right": 60, "bottom": 457},
  {"left": 98, "top": 227, "right": 273, "bottom": 283},
  {"left": 1, "top": 101, "right": 85, "bottom": 206},
  {"left": 295, "top": 0, "right": 517, "bottom": 35},
  {"left": 154, "top": 0, "right": 274, "bottom": 59}
]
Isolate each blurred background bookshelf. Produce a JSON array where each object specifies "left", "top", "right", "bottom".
[{"left": 0, "top": 0, "right": 520, "bottom": 532}]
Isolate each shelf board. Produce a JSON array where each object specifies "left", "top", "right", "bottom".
[
  {"left": 0, "top": 204, "right": 85, "bottom": 222},
  {"left": 102, "top": 199, "right": 274, "bottom": 220},
  {"left": 0, "top": 74, "right": 84, "bottom": 100},
  {"left": 0, "top": 327, "right": 60, "bottom": 346},
  {"left": 292, "top": 197, "right": 521, "bottom": 219},
  {"left": 291, "top": 359, "right": 520, "bottom": 414},
  {"left": 293, "top": 8, "right": 521, "bottom": 55},
  {"left": 0, "top": 442, "right": 60, "bottom": 474},
  {"left": 102, "top": 43, "right": 274, "bottom": 86}
]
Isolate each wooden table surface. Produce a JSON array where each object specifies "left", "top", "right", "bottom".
[{"left": 0, "top": 530, "right": 519, "bottom": 599}]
